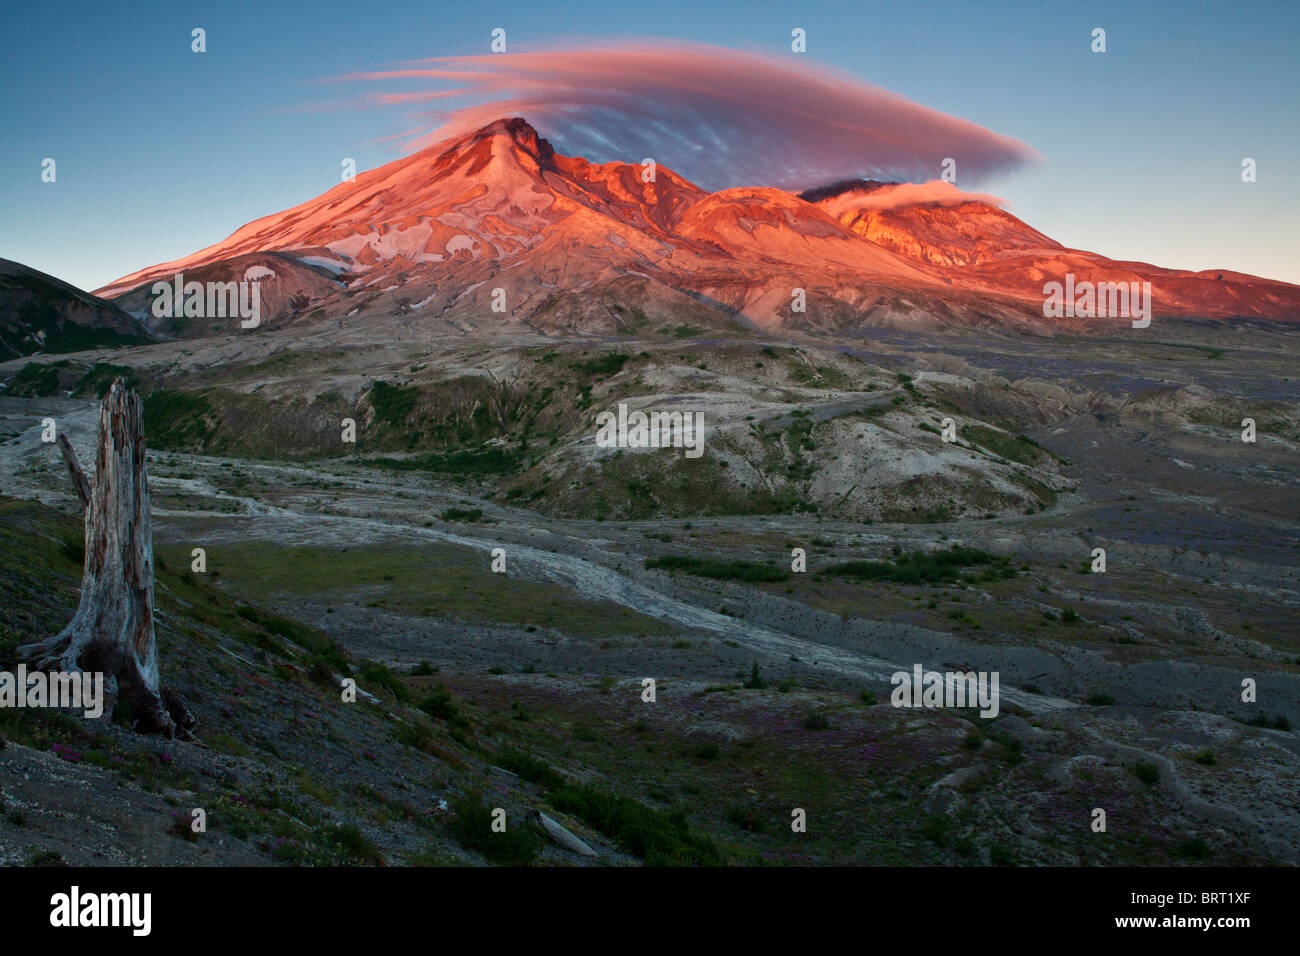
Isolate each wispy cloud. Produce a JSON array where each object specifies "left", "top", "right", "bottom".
[{"left": 333, "top": 41, "right": 1040, "bottom": 191}]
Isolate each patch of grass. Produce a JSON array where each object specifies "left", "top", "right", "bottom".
[
  {"left": 960, "top": 424, "right": 1045, "bottom": 465},
  {"left": 358, "top": 660, "right": 410, "bottom": 702},
  {"left": 548, "top": 784, "right": 722, "bottom": 865},
  {"left": 824, "top": 546, "right": 1011, "bottom": 585},
  {"left": 166, "top": 540, "right": 673, "bottom": 639},
  {"left": 73, "top": 363, "right": 141, "bottom": 398},
  {"left": 644, "top": 554, "right": 790, "bottom": 583},
  {"left": 9, "top": 360, "right": 70, "bottom": 397},
  {"left": 143, "top": 389, "right": 218, "bottom": 450},
  {"left": 365, "top": 446, "right": 521, "bottom": 476},
  {"left": 665, "top": 324, "right": 704, "bottom": 340},
  {"left": 493, "top": 749, "right": 566, "bottom": 790},
  {"left": 570, "top": 353, "right": 630, "bottom": 378}
]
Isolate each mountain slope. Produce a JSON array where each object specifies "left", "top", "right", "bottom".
[
  {"left": 811, "top": 181, "right": 1300, "bottom": 322},
  {"left": 0, "top": 258, "right": 151, "bottom": 359},
  {"left": 95, "top": 118, "right": 1300, "bottom": 331}
]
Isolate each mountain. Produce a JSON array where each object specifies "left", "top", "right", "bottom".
[
  {"left": 0, "top": 258, "right": 151, "bottom": 360},
  {"left": 95, "top": 118, "right": 1300, "bottom": 333}
]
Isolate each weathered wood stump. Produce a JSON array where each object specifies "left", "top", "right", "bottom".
[{"left": 18, "top": 379, "right": 192, "bottom": 738}]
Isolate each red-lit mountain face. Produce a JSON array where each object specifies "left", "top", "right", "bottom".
[{"left": 96, "top": 118, "right": 1300, "bottom": 335}]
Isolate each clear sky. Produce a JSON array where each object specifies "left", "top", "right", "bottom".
[{"left": 2, "top": 0, "right": 1297, "bottom": 291}]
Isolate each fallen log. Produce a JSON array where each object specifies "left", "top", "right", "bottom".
[{"left": 527, "top": 808, "right": 599, "bottom": 857}]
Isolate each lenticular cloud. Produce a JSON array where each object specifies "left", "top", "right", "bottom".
[{"left": 340, "top": 42, "right": 1039, "bottom": 191}]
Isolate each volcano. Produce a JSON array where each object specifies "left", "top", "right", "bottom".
[{"left": 95, "top": 118, "right": 1300, "bottom": 335}]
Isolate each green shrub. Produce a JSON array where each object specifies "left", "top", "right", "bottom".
[
  {"left": 802, "top": 712, "right": 831, "bottom": 731},
  {"left": 548, "top": 784, "right": 721, "bottom": 865},
  {"left": 570, "top": 353, "right": 630, "bottom": 378},
  {"left": 448, "top": 792, "right": 541, "bottom": 865},
  {"left": 359, "top": 660, "right": 410, "bottom": 702},
  {"left": 418, "top": 684, "right": 461, "bottom": 722},
  {"left": 644, "top": 555, "right": 789, "bottom": 583},
  {"left": 1132, "top": 761, "right": 1160, "bottom": 786},
  {"left": 367, "top": 380, "right": 420, "bottom": 427},
  {"left": 493, "top": 749, "right": 566, "bottom": 790}
]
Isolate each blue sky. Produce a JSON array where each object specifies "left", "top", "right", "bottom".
[{"left": 2, "top": 0, "right": 1297, "bottom": 291}]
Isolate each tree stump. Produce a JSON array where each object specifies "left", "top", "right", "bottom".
[{"left": 18, "top": 379, "right": 192, "bottom": 738}]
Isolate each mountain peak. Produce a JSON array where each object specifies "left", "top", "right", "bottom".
[{"left": 461, "top": 116, "right": 556, "bottom": 167}]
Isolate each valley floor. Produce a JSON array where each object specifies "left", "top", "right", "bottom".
[{"left": 0, "top": 321, "right": 1297, "bottom": 866}]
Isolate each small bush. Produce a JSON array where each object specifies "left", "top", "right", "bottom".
[
  {"left": 448, "top": 792, "right": 541, "bottom": 866},
  {"left": 1132, "top": 761, "right": 1160, "bottom": 786},
  {"left": 359, "top": 660, "right": 410, "bottom": 702},
  {"left": 802, "top": 712, "right": 831, "bottom": 731},
  {"left": 418, "top": 684, "right": 462, "bottom": 723},
  {"left": 688, "top": 741, "right": 721, "bottom": 760}
]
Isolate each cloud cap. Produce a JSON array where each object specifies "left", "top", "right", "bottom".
[{"left": 343, "top": 41, "right": 1041, "bottom": 191}]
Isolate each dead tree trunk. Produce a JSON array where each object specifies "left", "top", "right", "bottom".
[
  {"left": 56, "top": 432, "right": 90, "bottom": 509},
  {"left": 19, "top": 379, "right": 191, "bottom": 738}
]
